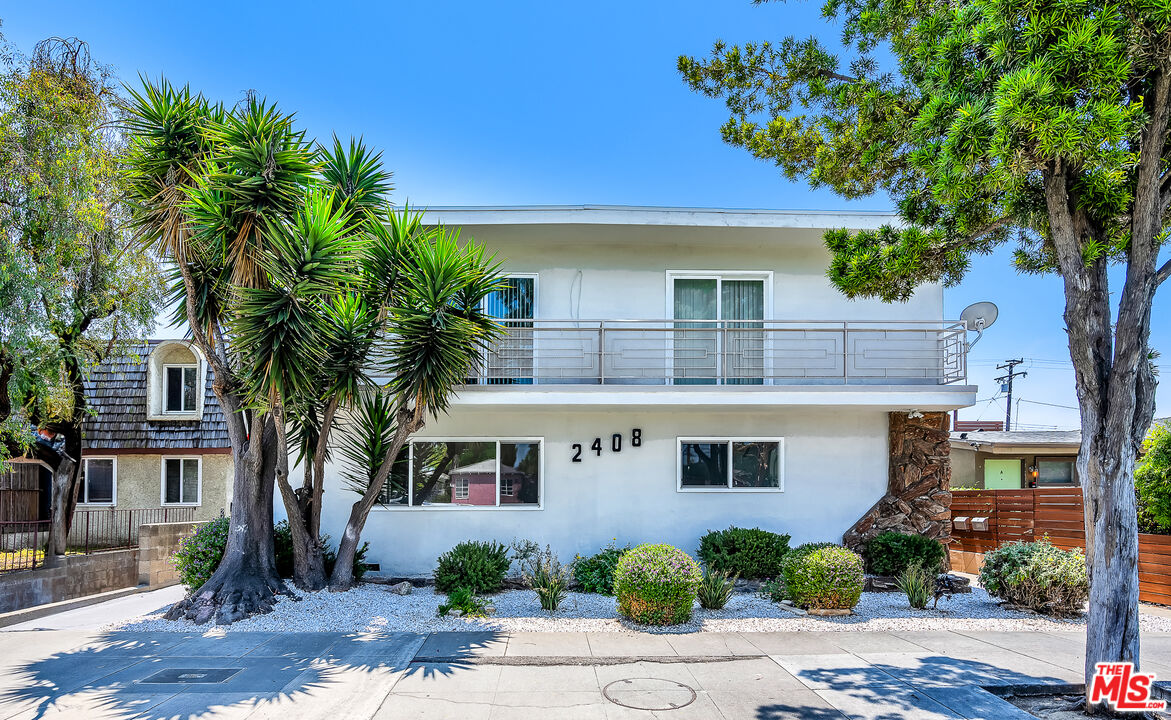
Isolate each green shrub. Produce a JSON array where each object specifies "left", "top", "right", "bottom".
[
  {"left": 518, "top": 543, "right": 569, "bottom": 612},
  {"left": 438, "top": 587, "right": 488, "bottom": 617},
  {"left": 780, "top": 543, "right": 865, "bottom": 610},
  {"left": 173, "top": 517, "right": 230, "bottom": 591},
  {"left": 979, "top": 539, "right": 1088, "bottom": 616},
  {"left": 895, "top": 562, "right": 932, "bottom": 610},
  {"left": 614, "top": 544, "right": 702, "bottom": 625},
  {"left": 760, "top": 577, "right": 786, "bottom": 603},
  {"left": 863, "top": 532, "right": 946, "bottom": 576},
  {"left": 434, "top": 540, "right": 511, "bottom": 594},
  {"left": 1137, "top": 423, "right": 1171, "bottom": 531},
  {"left": 572, "top": 541, "right": 630, "bottom": 594},
  {"left": 697, "top": 526, "right": 791, "bottom": 579},
  {"left": 697, "top": 568, "right": 736, "bottom": 610},
  {"left": 273, "top": 521, "right": 370, "bottom": 582}
]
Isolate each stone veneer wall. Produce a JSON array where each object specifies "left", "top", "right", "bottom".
[
  {"left": 842, "top": 411, "right": 952, "bottom": 550},
  {"left": 0, "top": 520, "right": 201, "bottom": 614}
]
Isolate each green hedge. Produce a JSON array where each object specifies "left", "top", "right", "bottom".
[
  {"left": 979, "top": 539, "right": 1087, "bottom": 616},
  {"left": 697, "top": 526, "right": 790, "bottom": 579},
  {"left": 863, "top": 531, "right": 945, "bottom": 576},
  {"left": 434, "top": 540, "right": 511, "bottom": 594}
]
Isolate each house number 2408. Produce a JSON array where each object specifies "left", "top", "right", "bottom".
[{"left": 571, "top": 429, "right": 642, "bottom": 462}]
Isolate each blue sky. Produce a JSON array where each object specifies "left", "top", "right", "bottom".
[{"left": 4, "top": 1, "right": 1168, "bottom": 428}]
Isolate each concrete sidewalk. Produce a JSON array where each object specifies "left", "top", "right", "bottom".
[{"left": 1, "top": 628, "right": 1168, "bottom": 719}]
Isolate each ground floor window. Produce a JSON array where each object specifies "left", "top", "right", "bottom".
[
  {"left": 677, "top": 438, "right": 783, "bottom": 491},
  {"left": 162, "top": 457, "right": 201, "bottom": 505},
  {"left": 1036, "top": 457, "right": 1076, "bottom": 484},
  {"left": 81, "top": 457, "right": 116, "bottom": 504},
  {"left": 379, "top": 439, "right": 542, "bottom": 508}
]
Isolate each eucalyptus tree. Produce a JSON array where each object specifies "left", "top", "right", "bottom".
[
  {"left": 0, "top": 34, "right": 164, "bottom": 546},
  {"left": 680, "top": 0, "right": 1170, "bottom": 702}
]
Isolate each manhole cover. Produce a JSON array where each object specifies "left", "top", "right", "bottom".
[
  {"left": 139, "top": 668, "right": 241, "bottom": 684},
  {"left": 603, "top": 678, "right": 697, "bottom": 711}
]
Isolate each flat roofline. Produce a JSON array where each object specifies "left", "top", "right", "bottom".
[{"left": 397, "top": 204, "right": 900, "bottom": 230}]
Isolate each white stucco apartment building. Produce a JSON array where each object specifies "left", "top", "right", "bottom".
[{"left": 314, "top": 206, "right": 978, "bottom": 576}]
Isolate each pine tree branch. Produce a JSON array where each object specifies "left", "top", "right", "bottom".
[{"left": 1157, "top": 257, "right": 1171, "bottom": 287}]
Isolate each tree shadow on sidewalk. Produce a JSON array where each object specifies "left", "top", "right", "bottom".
[{"left": 0, "top": 628, "right": 504, "bottom": 720}]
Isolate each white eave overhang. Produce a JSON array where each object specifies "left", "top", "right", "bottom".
[
  {"left": 448, "top": 384, "right": 977, "bottom": 411},
  {"left": 406, "top": 204, "right": 900, "bottom": 231}
]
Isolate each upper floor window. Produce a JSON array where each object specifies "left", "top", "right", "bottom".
[
  {"left": 677, "top": 438, "right": 783, "bottom": 492},
  {"left": 165, "top": 365, "right": 199, "bottom": 413},
  {"left": 669, "top": 272, "right": 771, "bottom": 385},
  {"left": 81, "top": 457, "right": 116, "bottom": 505},
  {"left": 147, "top": 341, "right": 204, "bottom": 420}
]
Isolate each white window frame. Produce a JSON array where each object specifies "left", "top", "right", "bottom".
[
  {"left": 676, "top": 437, "right": 785, "bottom": 493},
  {"left": 453, "top": 476, "right": 469, "bottom": 500},
  {"left": 162, "top": 363, "right": 199, "bottom": 414},
  {"left": 665, "top": 271, "right": 774, "bottom": 385},
  {"left": 160, "top": 456, "right": 202, "bottom": 506},
  {"left": 374, "top": 437, "right": 544, "bottom": 511},
  {"left": 80, "top": 457, "right": 117, "bottom": 506},
  {"left": 500, "top": 476, "right": 515, "bottom": 497}
]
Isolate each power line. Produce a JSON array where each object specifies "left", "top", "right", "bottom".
[
  {"left": 1018, "top": 398, "right": 1079, "bottom": 410},
  {"left": 994, "top": 359, "right": 1028, "bottom": 431}
]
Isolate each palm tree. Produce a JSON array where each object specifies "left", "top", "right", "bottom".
[
  {"left": 330, "top": 212, "right": 503, "bottom": 591},
  {"left": 123, "top": 79, "right": 320, "bottom": 622}
]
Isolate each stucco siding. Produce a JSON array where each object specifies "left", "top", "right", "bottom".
[
  {"left": 309, "top": 406, "right": 889, "bottom": 576},
  {"left": 77, "top": 453, "right": 231, "bottom": 521}
]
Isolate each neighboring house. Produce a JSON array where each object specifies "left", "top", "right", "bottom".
[
  {"left": 80, "top": 340, "right": 231, "bottom": 521},
  {"left": 310, "top": 205, "right": 979, "bottom": 575},
  {"left": 949, "top": 430, "right": 1081, "bottom": 489}
]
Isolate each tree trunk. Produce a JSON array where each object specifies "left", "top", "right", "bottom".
[
  {"left": 273, "top": 404, "right": 327, "bottom": 591},
  {"left": 44, "top": 454, "right": 75, "bottom": 561},
  {"left": 330, "top": 409, "right": 421, "bottom": 591},
  {"left": 166, "top": 419, "right": 286, "bottom": 624}
]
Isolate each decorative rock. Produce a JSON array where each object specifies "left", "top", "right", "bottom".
[
  {"left": 484, "top": 604, "right": 496, "bottom": 616},
  {"left": 388, "top": 581, "right": 413, "bottom": 596},
  {"left": 807, "top": 608, "right": 853, "bottom": 617},
  {"left": 449, "top": 609, "right": 464, "bottom": 617},
  {"left": 843, "top": 412, "right": 954, "bottom": 551},
  {"left": 775, "top": 602, "right": 807, "bottom": 616},
  {"left": 781, "top": 599, "right": 794, "bottom": 606}
]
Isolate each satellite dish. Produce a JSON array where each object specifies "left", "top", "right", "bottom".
[
  {"left": 959, "top": 301, "right": 998, "bottom": 350},
  {"left": 960, "top": 301, "right": 999, "bottom": 332}
]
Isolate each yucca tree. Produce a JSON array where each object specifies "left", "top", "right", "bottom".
[
  {"left": 330, "top": 212, "right": 504, "bottom": 591},
  {"left": 123, "top": 79, "right": 320, "bottom": 623}
]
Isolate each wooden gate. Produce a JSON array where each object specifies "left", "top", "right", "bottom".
[{"left": 0, "top": 463, "right": 43, "bottom": 522}]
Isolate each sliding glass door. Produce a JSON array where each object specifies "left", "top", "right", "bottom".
[
  {"left": 672, "top": 276, "right": 765, "bottom": 385},
  {"left": 483, "top": 275, "right": 535, "bottom": 384}
]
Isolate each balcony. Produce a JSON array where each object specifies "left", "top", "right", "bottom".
[{"left": 469, "top": 319, "right": 968, "bottom": 388}]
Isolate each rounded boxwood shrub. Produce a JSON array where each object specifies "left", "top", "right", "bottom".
[
  {"left": 434, "top": 540, "right": 511, "bottom": 594},
  {"left": 173, "top": 516, "right": 230, "bottom": 591},
  {"left": 697, "top": 526, "right": 791, "bottom": 579},
  {"left": 614, "top": 544, "right": 702, "bottom": 625},
  {"left": 780, "top": 543, "right": 865, "bottom": 610},
  {"left": 979, "top": 539, "right": 1088, "bottom": 616},
  {"left": 863, "top": 531, "right": 946, "bottom": 576}
]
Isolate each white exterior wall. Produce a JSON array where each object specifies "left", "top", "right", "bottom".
[
  {"left": 300, "top": 210, "right": 972, "bottom": 576},
  {"left": 313, "top": 406, "right": 889, "bottom": 576}
]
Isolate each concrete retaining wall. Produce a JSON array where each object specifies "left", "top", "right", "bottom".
[{"left": 0, "top": 520, "right": 201, "bottom": 614}]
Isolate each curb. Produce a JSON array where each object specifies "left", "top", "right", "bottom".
[{"left": 0, "top": 584, "right": 164, "bottom": 629}]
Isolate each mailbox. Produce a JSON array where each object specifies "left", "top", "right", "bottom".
[
  {"left": 971, "top": 516, "right": 990, "bottom": 532},
  {"left": 953, "top": 516, "right": 970, "bottom": 531}
]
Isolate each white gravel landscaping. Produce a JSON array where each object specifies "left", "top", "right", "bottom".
[{"left": 106, "top": 584, "right": 1171, "bottom": 634}]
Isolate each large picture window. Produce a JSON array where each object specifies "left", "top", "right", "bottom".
[
  {"left": 81, "top": 457, "right": 116, "bottom": 505},
  {"left": 677, "top": 438, "right": 783, "bottom": 491},
  {"left": 379, "top": 439, "right": 542, "bottom": 508}
]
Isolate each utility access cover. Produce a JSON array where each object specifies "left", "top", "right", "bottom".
[
  {"left": 603, "top": 678, "right": 697, "bottom": 711},
  {"left": 139, "top": 668, "right": 241, "bottom": 684}
]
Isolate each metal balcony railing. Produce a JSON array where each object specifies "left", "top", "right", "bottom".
[{"left": 469, "top": 319, "right": 967, "bottom": 386}]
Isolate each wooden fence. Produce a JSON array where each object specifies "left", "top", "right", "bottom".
[
  {"left": 951, "top": 487, "right": 1171, "bottom": 605},
  {"left": 0, "top": 464, "right": 43, "bottom": 522}
]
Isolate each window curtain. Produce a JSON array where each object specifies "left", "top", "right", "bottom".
[
  {"left": 484, "top": 277, "right": 534, "bottom": 384},
  {"left": 722, "top": 280, "right": 764, "bottom": 385},
  {"left": 673, "top": 279, "right": 718, "bottom": 384}
]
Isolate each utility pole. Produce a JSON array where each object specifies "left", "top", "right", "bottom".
[{"left": 994, "top": 359, "right": 1028, "bottom": 431}]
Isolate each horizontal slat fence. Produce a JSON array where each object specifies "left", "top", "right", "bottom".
[{"left": 951, "top": 487, "right": 1171, "bottom": 604}]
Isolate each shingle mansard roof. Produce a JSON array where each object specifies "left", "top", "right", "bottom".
[{"left": 83, "top": 340, "right": 229, "bottom": 451}]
